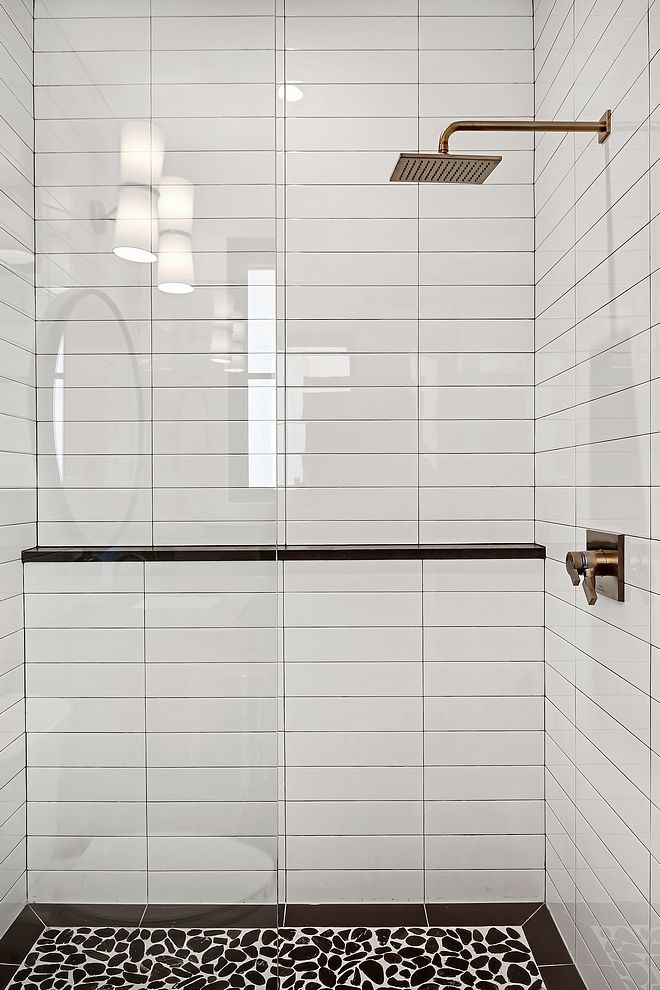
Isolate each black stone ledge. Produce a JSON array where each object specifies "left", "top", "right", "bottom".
[
  {"left": 21, "top": 545, "right": 277, "bottom": 563},
  {"left": 22, "top": 543, "right": 546, "bottom": 563}
]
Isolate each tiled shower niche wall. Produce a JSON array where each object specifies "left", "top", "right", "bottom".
[
  {"left": 34, "top": 0, "right": 535, "bottom": 546},
  {"left": 23, "top": 557, "right": 543, "bottom": 904}
]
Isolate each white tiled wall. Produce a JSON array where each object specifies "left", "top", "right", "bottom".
[
  {"left": 145, "top": 561, "right": 277, "bottom": 904},
  {"left": 33, "top": 0, "right": 534, "bottom": 546},
  {"left": 422, "top": 559, "right": 544, "bottom": 903},
  {"left": 534, "top": 0, "right": 657, "bottom": 987},
  {"left": 24, "top": 556, "right": 543, "bottom": 904},
  {"left": 283, "top": 559, "right": 424, "bottom": 902},
  {"left": 284, "top": 557, "right": 544, "bottom": 904},
  {"left": 34, "top": 0, "right": 277, "bottom": 547},
  {"left": 0, "top": 0, "right": 34, "bottom": 937},
  {"left": 283, "top": 2, "right": 534, "bottom": 545},
  {"left": 10, "top": 0, "right": 642, "bottom": 921},
  {"left": 24, "top": 559, "right": 278, "bottom": 904}
]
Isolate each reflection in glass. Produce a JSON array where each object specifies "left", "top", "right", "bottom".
[
  {"left": 113, "top": 121, "right": 164, "bottom": 264},
  {"left": 277, "top": 82, "right": 304, "bottom": 102},
  {"left": 248, "top": 269, "right": 276, "bottom": 489},
  {"left": 157, "top": 177, "right": 195, "bottom": 294},
  {"left": 53, "top": 334, "right": 65, "bottom": 484},
  {"left": 211, "top": 324, "right": 232, "bottom": 365}
]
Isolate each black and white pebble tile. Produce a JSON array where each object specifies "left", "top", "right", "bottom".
[
  {"left": 279, "top": 926, "right": 545, "bottom": 989},
  {"left": 8, "top": 927, "right": 278, "bottom": 990},
  {"left": 8, "top": 924, "right": 545, "bottom": 990}
]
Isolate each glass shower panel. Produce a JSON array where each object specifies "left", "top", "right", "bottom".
[{"left": 31, "top": 0, "right": 279, "bottom": 921}]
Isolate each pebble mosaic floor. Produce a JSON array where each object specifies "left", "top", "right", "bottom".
[{"left": 8, "top": 923, "right": 545, "bottom": 989}]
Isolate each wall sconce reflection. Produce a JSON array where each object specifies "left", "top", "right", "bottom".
[
  {"left": 113, "top": 121, "right": 164, "bottom": 264},
  {"left": 210, "top": 323, "right": 232, "bottom": 364},
  {"left": 157, "top": 176, "right": 195, "bottom": 294},
  {"left": 227, "top": 323, "right": 245, "bottom": 374}
]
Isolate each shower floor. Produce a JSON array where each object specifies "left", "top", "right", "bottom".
[{"left": 0, "top": 904, "right": 582, "bottom": 990}]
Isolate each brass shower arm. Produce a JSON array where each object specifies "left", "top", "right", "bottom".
[{"left": 437, "top": 110, "right": 611, "bottom": 153}]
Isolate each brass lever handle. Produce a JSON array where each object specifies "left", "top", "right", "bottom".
[
  {"left": 565, "top": 549, "right": 618, "bottom": 606},
  {"left": 582, "top": 567, "right": 597, "bottom": 606},
  {"left": 565, "top": 550, "right": 582, "bottom": 587}
]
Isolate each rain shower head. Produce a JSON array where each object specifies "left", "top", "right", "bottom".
[
  {"left": 390, "top": 111, "right": 612, "bottom": 184},
  {"left": 390, "top": 152, "right": 501, "bottom": 184}
]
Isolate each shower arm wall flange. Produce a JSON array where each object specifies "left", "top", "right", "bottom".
[{"left": 437, "top": 109, "right": 611, "bottom": 153}]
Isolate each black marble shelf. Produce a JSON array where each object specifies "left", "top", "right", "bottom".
[{"left": 22, "top": 543, "right": 546, "bottom": 563}]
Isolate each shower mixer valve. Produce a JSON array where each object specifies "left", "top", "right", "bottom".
[
  {"left": 565, "top": 531, "right": 624, "bottom": 605},
  {"left": 565, "top": 550, "right": 610, "bottom": 605}
]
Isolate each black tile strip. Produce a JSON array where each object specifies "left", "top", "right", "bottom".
[
  {"left": 0, "top": 907, "right": 43, "bottom": 965},
  {"left": 21, "top": 543, "right": 546, "bottom": 563},
  {"left": 523, "top": 904, "right": 573, "bottom": 965},
  {"left": 21, "top": 546, "right": 278, "bottom": 562},
  {"left": 284, "top": 903, "right": 428, "bottom": 927},
  {"left": 426, "top": 902, "right": 543, "bottom": 928},
  {"left": 0, "top": 965, "right": 17, "bottom": 990},
  {"left": 540, "top": 964, "right": 587, "bottom": 989},
  {"left": 29, "top": 903, "right": 146, "bottom": 927},
  {"left": 141, "top": 903, "right": 278, "bottom": 928},
  {"left": 279, "top": 543, "right": 546, "bottom": 560}
]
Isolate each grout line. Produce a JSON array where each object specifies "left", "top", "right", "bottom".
[
  {"left": 24, "top": 0, "right": 36, "bottom": 902},
  {"left": 281, "top": 0, "right": 287, "bottom": 913},
  {"left": 532, "top": 0, "right": 543, "bottom": 911},
  {"left": 648, "top": 10, "right": 653, "bottom": 989},
  {"left": 26, "top": 903, "right": 46, "bottom": 927},
  {"left": 522, "top": 901, "right": 544, "bottom": 926},
  {"left": 416, "top": 0, "right": 425, "bottom": 911}
]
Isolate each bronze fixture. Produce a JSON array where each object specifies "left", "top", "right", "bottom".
[
  {"left": 565, "top": 529, "right": 624, "bottom": 605},
  {"left": 390, "top": 110, "right": 612, "bottom": 183}
]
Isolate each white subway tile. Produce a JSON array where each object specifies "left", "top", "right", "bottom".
[
  {"left": 28, "top": 869, "right": 147, "bottom": 903},
  {"left": 286, "top": 869, "right": 423, "bottom": 903},
  {"left": 148, "top": 870, "right": 276, "bottom": 903}
]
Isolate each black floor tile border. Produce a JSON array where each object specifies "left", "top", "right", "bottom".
[
  {"left": 0, "top": 908, "right": 43, "bottom": 964},
  {"left": 284, "top": 902, "right": 428, "bottom": 927},
  {"left": 426, "top": 901, "right": 541, "bottom": 928},
  {"left": 540, "top": 963, "right": 588, "bottom": 989},
  {"left": 0, "top": 965, "right": 17, "bottom": 990},
  {"left": 0, "top": 901, "right": 586, "bottom": 989},
  {"left": 141, "top": 902, "right": 279, "bottom": 928},
  {"left": 522, "top": 904, "right": 573, "bottom": 966},
  {"left": 29, "top": 903, "right": 145, "bottom": 928},
  {"left": 21, "top": 542, "right": 546, "bottom": 563}
]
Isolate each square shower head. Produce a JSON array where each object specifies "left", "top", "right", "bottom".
[{"left": 390, "top": 152, "right": 502, "bottom": 183}]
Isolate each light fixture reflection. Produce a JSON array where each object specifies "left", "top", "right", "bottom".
[
  {"left": 113, "top": 121, "right": 164, "bottom": 264},
  {"left": 211, "top": 323, "right": 232, "bottom": 364},
  {"left": 226, "top": 323, "right": 245, "bottom": 373},
  {"left": 53, "top": 334, "right": 65, "bottom": 484},
  {"left": 277, "top": 82, "right": 304, "bottom": 102},
  {"left": 157, "top": 177, "right": 194, "bottom": 294}
]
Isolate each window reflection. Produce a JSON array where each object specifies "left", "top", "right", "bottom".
[
  {"left": 53, "top": 333, "right": 65, "bottom": 484},
  {"left": 247, "top": 269, "right": 276, "bottom": 490}
]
